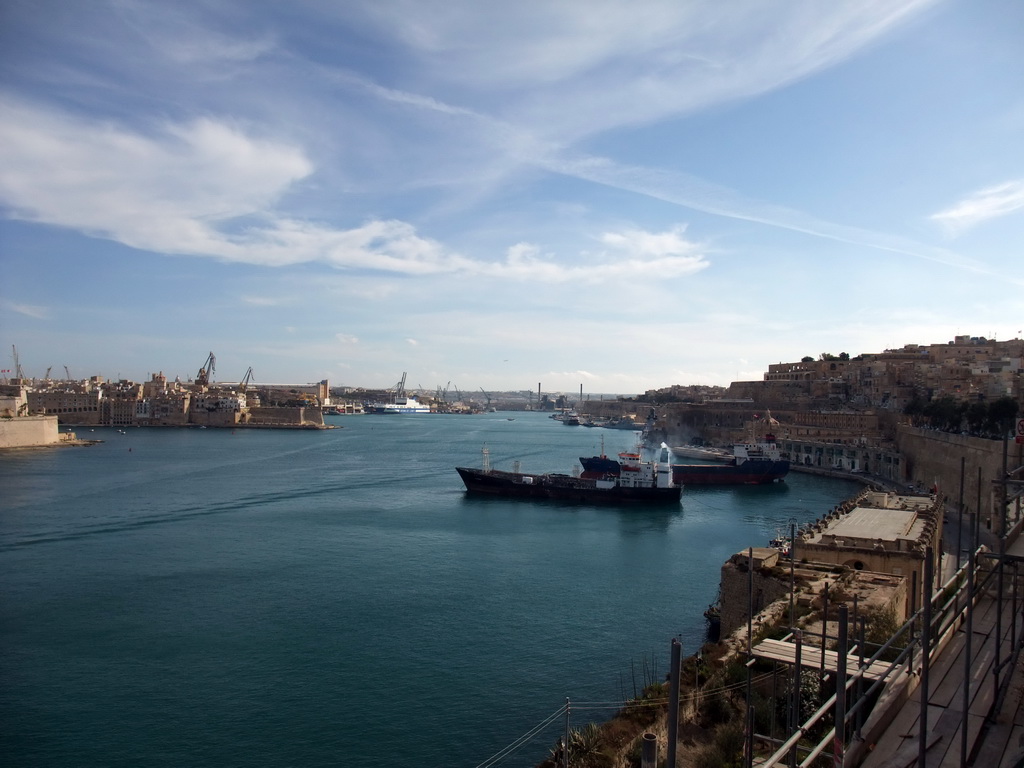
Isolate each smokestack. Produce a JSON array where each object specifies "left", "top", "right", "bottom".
[{"left": 538, "top": 382, "right": 541, "bottom": 401}]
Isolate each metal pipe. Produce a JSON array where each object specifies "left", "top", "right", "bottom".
[
  {"left": 996, "top": 538, "right": 1005, "bottom": 698},
  {"left": 789, "top": 523, "right": 796, "bottom": 631},
  {"left": 747, "top": 547, "right": 755, "bottom": 768},
  {"left": 835, "top": 605, "right": 848, "bottom": 767},
  {"left": 908, "top": 570, "right": 918, "bottom": 675},
  {"left": 790, "top": 631, "right": 802, "bottom": 768},
  {"left": 958, "top": 456, "right": 965, "bottom": 569},
  {"left": 667, "top": 638, "right": 680, "bottom": 768},
  {"left": 856, "top": 617, "right": 866, "bottom": 741},
  {"left": 960, "top": 526, "right": 975, "bottom": 768},
  {"left": 821, "top": 583, "right": 829, "bottom": 680},
  {"left": 641, "top": 732, "right": 657, "bottom": 768},
  {"left": 918, "top": 548, "right": 933, "bottom": 768},
  {"left": 564, "top": 697, "right": 570, "bottom": 768}
]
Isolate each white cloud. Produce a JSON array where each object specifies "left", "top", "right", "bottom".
[
  {"left": 2, "top": 300, "right": 50, "bottom": 319},
  {"left": 357, "top": 0, "right": 935, "bottom": 141},
  {"left": 0, "top": 99, "right": 717, "bottom": 285},
  {"left": 241, "top": 295, "right": 285, "bottom": 306},
  {"left": 335, "top": 333, "right": 359, "bottom": 344},
  {"left": 481, "top": 227, "right": 708, "bottom": 283},
  {"left": 555, "top": 153, "right": 993, "bottom": 275},
  {"left": 930, "top": 181, "right": 1024, "bottom": 237},
  {"left": 0, "top": 98, "right": 312, "bottom": 248}
]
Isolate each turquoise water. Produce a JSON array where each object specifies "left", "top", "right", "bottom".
[{"left": 0, "top": 413, "right": 861, "bottom": 767}]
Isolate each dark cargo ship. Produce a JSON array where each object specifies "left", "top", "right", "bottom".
[
  {"left": 581, "top": 415, "right": 790, "bottom": 486},
  {"left": 456, "top": 448, "right": 681, "bottom": 504},
  {"left": 669, "top": 441, "right": 790, "bottom": 485}
]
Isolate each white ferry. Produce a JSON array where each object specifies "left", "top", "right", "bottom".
[{"left": 369, "top": 396, "right": 431, "bottom": 414}]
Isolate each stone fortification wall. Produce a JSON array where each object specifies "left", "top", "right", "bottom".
[
  {"left": 896, "top": 426, "right": 1017, "bottom": 525},
  {"left": 189, "top": 409, "right": 241, "bottom": 427},
  {"left": 718, "top": 549, "right": 792, "bottom": 637},
  {"left": 0, "top": 415, "right": 61, "bottom": 448},
  {"left": 245, "top": 407, "right": 325, "bottom": 427}
]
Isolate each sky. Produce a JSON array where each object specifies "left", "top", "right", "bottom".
[{"left": 1, "top": 0, "right": 1023, "bottom": 394}]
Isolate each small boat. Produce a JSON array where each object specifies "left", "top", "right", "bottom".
[
  {"left": 456, "top": 448, "right": 680, "bottom": 504},
  {"left": 769, "top": 534, "right": 791, "bottom": 557}
]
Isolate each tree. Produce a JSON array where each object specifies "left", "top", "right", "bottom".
[
  {"left": 801, "top": 356, "right": 814, "bottom": 363},
  {"left": 923, "top": 395, "right": 964, "bottom": 432},
  {"left": 966, "top": 401, "right": 988, "bottom": 434},
  {"left": 986, "top": 397, "right": 1019, "bottom": 437}
]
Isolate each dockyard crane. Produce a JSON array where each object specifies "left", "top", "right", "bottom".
[
  {"left": 392, "top": 372, "right": 407, "bottom": 399},
  {"left": 45, "top": 366, "right": 52, "bottom": 381},
  {"left": 479, "top": 388, "right": 492, "bottom": 408},
  {"left": 64, "top": 365, "right": 71, "bottom": 381},
  {"left": 239, "top": 367, "right": 255, "bottom": 392},
  {"left": 11, "top": 345, "right": 24, "bottom": 380},
  {"left": 196, "top": 352, "right": 216, "bottom": 387}
]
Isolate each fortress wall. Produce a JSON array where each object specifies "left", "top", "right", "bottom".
[
  {"left": 896, "top": 426, "right": 1015, "bottom": 524},
  {"left": 246, "top": 407, "right": 325, "bottom": 426},
  {"left": 718, "top": 554, "right": 792, "bottom": 637},
  {"left": 0, "top": 416, "right": 61, "bottom": 448}
]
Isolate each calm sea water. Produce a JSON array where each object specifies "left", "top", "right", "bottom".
[{"left": 0, "top": 413, "right": 860, "bottom": 767}]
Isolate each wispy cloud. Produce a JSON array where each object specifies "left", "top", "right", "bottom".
[
  {"left": 0, "top": 98, "right": 712, "bottom": 283},
  {"left": 2, "top": 300, "right": 50, "bottom": 319},
  {"left": 335, "top": 333, "right": 359, "bottom": 344},
  {"left": 930, "top": 181, "right": 1024, "bottom": 237},
  {"left": 553, "top": 153, "right": 994, "bottom": 275},
  {"left": 241, "top": 295, "right": 286, "bottom": 307},
  {"left": 357, "top": 0, "right": 936, "bottom": 141}
]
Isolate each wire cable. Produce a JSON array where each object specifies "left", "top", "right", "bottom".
[{"left": 474, "top": 703, "right": 567, "bottom": 768}]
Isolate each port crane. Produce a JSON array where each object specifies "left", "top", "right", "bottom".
[
  {"left": 11, "top": 345, "right": 25, "bottom": 381},
  {"left": 239, "top": 367, "right": 255, "bottom": 392},
  {"left": 196, "top": 352, "right": 216, "bottom": 387},
  {"left": 391, "top": 372, "right": 408, "bottom": 400},
  {"left": 479, "top": 388, "right": 492, "bottom": 409}
]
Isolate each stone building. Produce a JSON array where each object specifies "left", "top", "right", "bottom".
[{"left": 795, "top": 490, "right": 942, "bottom": 616}]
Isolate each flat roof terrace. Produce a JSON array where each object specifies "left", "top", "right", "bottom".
[{"left": 804, "top": 494, "right": 934, "bottom": 550}]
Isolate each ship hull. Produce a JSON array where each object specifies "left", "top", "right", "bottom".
[
  {"left": 456, "top": 467, "right": 680, "bottom": 504},
  {"left": 672, "top": 460, "right": 789, "bottom": 485}
]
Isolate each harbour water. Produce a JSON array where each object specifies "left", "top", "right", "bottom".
[{"left": 0, "top": 412, "right": 861, "bottom": 767}]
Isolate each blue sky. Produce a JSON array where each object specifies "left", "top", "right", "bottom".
[{"left": 1, "top": 0, "right": 1022, "bottom": 394}]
